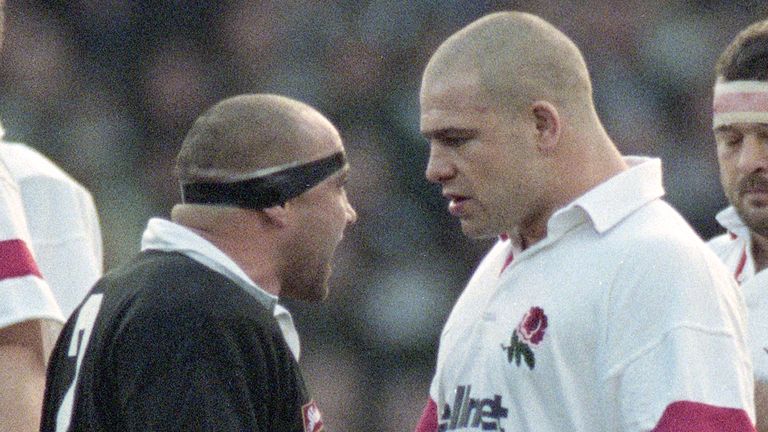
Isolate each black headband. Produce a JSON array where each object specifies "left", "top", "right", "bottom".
[{"left": 181, "top": 151, "right": 346, "bottom": 210}]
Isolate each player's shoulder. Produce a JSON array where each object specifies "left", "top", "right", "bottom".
[
  {"left": 617, "top": 199, "right": 700, "bottom": 245},
  {"left": 1, "top": 143, "right": 66, "bottom": 178},
  {"left": 603, "top": 199, "right": 723, "bottom": 268},
  {"left": 101, "top": 251, "right": 230, "bottom": 298},
  {"left": 98, "top": 251, "right": 272, "bottom": 322},
  {"left": 0, "top": 142, "right": 90, "bottom": 193}
]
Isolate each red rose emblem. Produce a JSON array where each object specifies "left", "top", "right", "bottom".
[
  {"left": 501, "top": 306, "right": 548, "bottom": 369},
  {"left": 516, "top": 307, "right": 548, "bottom": 345}
]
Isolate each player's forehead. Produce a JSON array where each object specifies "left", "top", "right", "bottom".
[
  {"left": 420, "top": 72, "right": 489, "bottom": 136},
  {"left": 420, "top": 64, "right": 482, "bottom": 103}
]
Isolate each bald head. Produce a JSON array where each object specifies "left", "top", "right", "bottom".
[
  {"left": 423, "top": 12, "right": 593, "bottom": 116},
  {"left": 176, "top": 94, "right": 341, "bottom": 183},
  {"left": 420, "top": 12, "right": 625, "bottom": 244}
]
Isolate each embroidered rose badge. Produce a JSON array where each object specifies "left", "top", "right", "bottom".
[{"left": 501, "top": 306, "right": 548, "bottom": 370}]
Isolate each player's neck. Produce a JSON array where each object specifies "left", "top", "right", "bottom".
[{"left": 187, "top": 225, "right": 283, "bottom": 297}]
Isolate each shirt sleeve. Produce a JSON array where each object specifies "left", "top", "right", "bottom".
[
  {"left": 107, "top": 303, "right": 306, "bottom": 432},
  {"left": 7, "top": 151, "right": 104, "bottom": 318},
  {"left": 0, "top": 163, "right": 63, "bottom": 332},
  {"left": 414, "top": 398, "right": 438, "bottom": 432},
  {"left": 602, "top": 237, "right": 755, "bottom": 431},
  {"left": 651, "top": 401, "right": 754, "bottom": 431}
]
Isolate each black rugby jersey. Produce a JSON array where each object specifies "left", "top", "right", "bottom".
[{"left": 41, "top": 250, "right": 314, "bottom": 431}]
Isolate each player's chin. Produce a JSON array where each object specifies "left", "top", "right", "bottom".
[
  {"left": 738, "top": 200, "right": 768, "bottom": 221},
  {"left": 284, "top": 283, "right": 329, "bottom": 302},
  {"left": 459, "top": 219, "right": 497, "bottom": 239},
  {"left": 310, "top": 282, "right": 331, "bottom": 302},
  {"left": 309, "top": 269, "right": 333, "bottom": 302},
  {"left": 282, "top": 268, "right": 331, "bottom": 302}
]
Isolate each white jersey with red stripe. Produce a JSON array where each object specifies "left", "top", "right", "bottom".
[
  {"left": 0, "top": 139, "right": 103, "bottom": 318},
  {"left": 708, "top": 207, "right": 768, "bottom": 383},
  {"left": 0, "top": 156, "right": 64, "bottom": 357},
  {"left": 416, "top": 157, "right": 755, "bottom": 432}
]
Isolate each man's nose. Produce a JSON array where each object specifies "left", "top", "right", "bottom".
[{"left": 425, "top": 145, "right": 455, "bottom": 184}]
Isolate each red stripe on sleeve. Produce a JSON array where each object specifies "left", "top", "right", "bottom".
[
  {"left": 414, "top": 398, "right": 438, "bottom": 432},
  {"left": 652, "top": 401, "right": 755, "bottom": 432},
  {"left": 0, "top": 239, "right": 42, "bottom": 280}
]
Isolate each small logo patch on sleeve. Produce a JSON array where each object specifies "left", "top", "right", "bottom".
[{"left": 302, "top": 400, "right": 325, "bottom": 432}]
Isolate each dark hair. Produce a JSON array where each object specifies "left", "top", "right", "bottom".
[{"left": 716, "top": 20, "right": 768, "bottom": 81}]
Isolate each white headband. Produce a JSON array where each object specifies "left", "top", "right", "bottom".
[{"left": 713, "top": 80, "right": 768, "bottom": 128}]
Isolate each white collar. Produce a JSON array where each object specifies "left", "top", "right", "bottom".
[
  {"left": 141, "top": 218, "right": 277, "bottom": 308},
  {"left": 140, "top": 218, "right": 301, "bottom": 359},
  {"left": 715, "top": 206, "right": 750, "bottom": 239},
  {"left": 548, "top": 156, "right": 664, "bottom": 238}
]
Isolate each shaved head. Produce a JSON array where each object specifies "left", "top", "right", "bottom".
[
  {"left": 176, "top": 94, "right": 341, "bottom": 183},
  {"left": 420, "top": 11, "right": 626, "bottom": 243},
  {"left": 171, "top": 93, "right": 355, "bottom": 302},
  {"left": 423, "top": 12, "right": 593, "bottom": 116}
]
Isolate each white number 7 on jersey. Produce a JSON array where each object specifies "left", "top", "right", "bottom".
[{"left": 55, "top": 294, "right": 104, "bottom": 432}]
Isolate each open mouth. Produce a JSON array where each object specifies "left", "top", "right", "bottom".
[{"left": 446, "top": 194, "right": 470, "bottom": 216}]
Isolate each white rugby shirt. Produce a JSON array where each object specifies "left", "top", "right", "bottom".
[
  {"left": 0, "top": 156, "right": 63, "bottom": 358},
  {"left": 709, "top": 207, "right": 768, "bottom": 383},
  {"left": 423, "top": 157, "right": 754, "bottom": 432},
  {"left": 0, "top": 139, "right": 103, "bottom": 318}
]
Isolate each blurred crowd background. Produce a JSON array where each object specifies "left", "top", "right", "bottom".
[{"left": 1, "top": 0, "right": 766, "bottom": 430}]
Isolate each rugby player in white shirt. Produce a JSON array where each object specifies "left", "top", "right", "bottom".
[
  {"left": 415, "top": 11, "right": 756, "bottom": 432},
  {"left": 708, "top": 19, "right": 768, "bottom": 432}
]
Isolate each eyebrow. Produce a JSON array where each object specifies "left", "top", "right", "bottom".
[
  {"left": 713, "top": 126, "right": 735, "bottom": 133},
  {"left": 421, "top": 127, "right": 478, "bottom": 140},
  {"left": 714, "top": 124, "right": 768, "bottom": 134}
]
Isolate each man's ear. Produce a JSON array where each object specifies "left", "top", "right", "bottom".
[
  {"left": 261, "top": 204, "right": 289, "bottom": 227},
  {"left": 531, "top": 101, "right": 560, "bottom": 154}
]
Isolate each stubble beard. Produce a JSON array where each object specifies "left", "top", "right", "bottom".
[
  {"left": 460, "top": 215, "right": 500, "bottom": 239},
  {"left": 458, "top": 201, "right": 507, "bottom": 239},
  {"left": 282, "top": 254, "right": 333, "bottom": 302},
  {"left": 731, "top": 174, "right": 768, "bottom": 239},
  {"left": 735, "top": 202, "right": 768, "bottom": 239}
]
